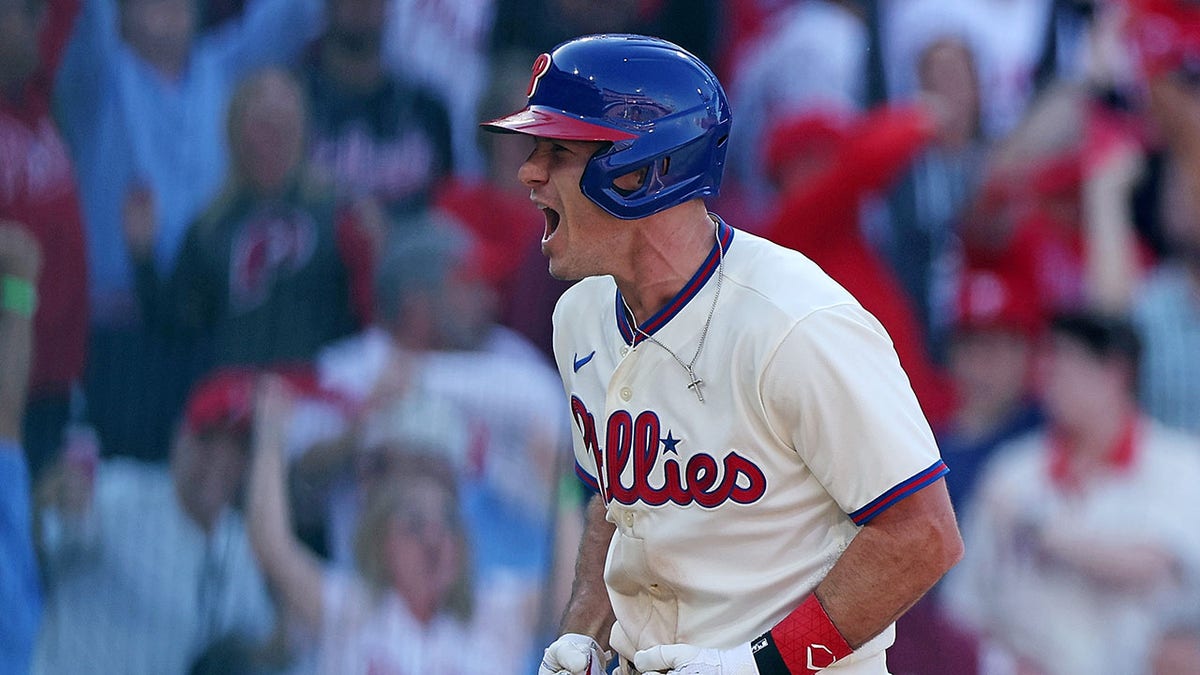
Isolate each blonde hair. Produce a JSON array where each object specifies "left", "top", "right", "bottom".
[
  {"left": 352, "top": 451, "right": 474, "bottom": 622},
  {"left": 190, "top": 67, "right": 328, "bottom": 235}
]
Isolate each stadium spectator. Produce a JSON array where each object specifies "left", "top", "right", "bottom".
[
  {"left": 879, "top": 0, "right": 1055, "bottom": 140},
  {"left": 383, "top": 0, "right": 495, "bottom": 177},
  {"left": 128, "top": 68, "right": 374, "bottom": 369},
  {"left": 247, "top": 375, "right": 522, "bottom": 673},
  {"left": 724, "top": 0, "right": 867, "bottom": 212},
  {"left": 1128, "top": 52, "right": 1200, "bottom": 434},
  {"left": 436, "top": 50, "right": 572, "bottom": 360},
  {"left": 59, "top": 0, "right": 326, "bottom": 461},
  {"left": 0, "top": 222, "right": 44, "bottom": 674},
  {"left": 33, "top": 368, "right": 276, "bottom": 675},
  {"left": 885, "top": 34, "right": 988, "bottom": 359},
  {"left": 961, "top": 82, "right": 1151, "bottom": 328},
  {"left": 0, "top": 0, "right": 89, "bottom": 481},
  {"left": 936, "top": 265, "right": 1044, "bottom": 513},
  {"left": 889, "top": 268, "right": 1043, "bottom": 675},
  {"left": 942, "top": 310, "right": 1200, "bottom": 675},
  {"left": 57, "top": 0, "right": 325, "bottom": 312},
  {"left": 306, "top": 216, "right": 576, "bottom": 668},
  {"left": 305, "top": 0, "right": 454, "bottom": 218}
]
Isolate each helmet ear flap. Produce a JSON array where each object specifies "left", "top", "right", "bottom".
[{"left": 581, "top": 111, "right": 730, "bottom": 219}]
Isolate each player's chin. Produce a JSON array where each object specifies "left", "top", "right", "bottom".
[{"left": 544, "top": 248, "right": 583, "bottom": 281}]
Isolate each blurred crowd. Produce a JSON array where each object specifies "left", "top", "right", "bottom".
[{"left": 2, "top": 0, "right": 1200, "bottom": 674}]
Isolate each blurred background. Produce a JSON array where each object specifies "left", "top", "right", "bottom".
[{"left": 2, "top": 0, "right": 1200, "bottom": 673}]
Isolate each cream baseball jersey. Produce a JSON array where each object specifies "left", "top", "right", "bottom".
[{"left": 551, "top": 218, "right": 948, "bottom": 664}]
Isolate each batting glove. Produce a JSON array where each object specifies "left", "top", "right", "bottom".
[
  {"left": 539, "top": 633, "right": 612, "bottom": 675},
  {"left": 633, "top": 642, "right": 759, "bottom": 675}
]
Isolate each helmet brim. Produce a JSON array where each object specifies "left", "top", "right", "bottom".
[{"left": 480, "top": 107, "right": 637, "bottom": 142}]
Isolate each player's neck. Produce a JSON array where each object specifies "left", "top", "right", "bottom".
[{"left": 615, "top": 205, "right": 718, "bottom": 322}]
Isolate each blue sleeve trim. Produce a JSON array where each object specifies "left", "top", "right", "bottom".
[{"left": 849, "top": 459, "right": 949, "bottom": 526}]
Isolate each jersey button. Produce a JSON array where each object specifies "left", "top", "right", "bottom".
[
  {"left": 620, "top": 346, "right": 629, "bottom": 357},
  {"left": 624, "top": 512, "right": 634, "bottom": 526},
  {"left": 619, "top": 387, "right": 632, "bottom": 402}
]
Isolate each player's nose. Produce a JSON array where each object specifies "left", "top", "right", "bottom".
[{"left": 518, "top": 148, "right": 548, "bottom": 187}]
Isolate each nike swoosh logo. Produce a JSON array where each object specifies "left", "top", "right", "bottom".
[{"left": 573, "top": 351, "right": 596, "bottom": 372}]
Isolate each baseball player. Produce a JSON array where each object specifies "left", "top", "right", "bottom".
[{"left": 482, "top": 35, "right": 963, "bottom": 675}]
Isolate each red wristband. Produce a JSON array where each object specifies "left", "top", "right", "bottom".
[{"left": 754, "top": 592, "right": 853, "bottom": 674}]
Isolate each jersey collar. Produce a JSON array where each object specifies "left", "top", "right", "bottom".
[{"left": 615, "top": 216, "right": 735, "bottom": 346}]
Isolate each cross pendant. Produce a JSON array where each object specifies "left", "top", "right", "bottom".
[{"left": 686, "top": 370, "right": 705, "bottom": 403}]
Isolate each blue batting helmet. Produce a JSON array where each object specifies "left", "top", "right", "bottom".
[{"left": 481, "top": 34, "right": 732, "bottom": 220}]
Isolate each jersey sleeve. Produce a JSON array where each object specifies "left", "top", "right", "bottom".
[
  {"left": 761, "top": 302, "right": 946, "bottom": 524},
  {"left": 551, "top": 294, "right": 602, "bottom": 495}
]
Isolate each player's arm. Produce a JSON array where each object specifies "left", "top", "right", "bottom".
[
  {"left": 634, "top": 483, "right": 961, "bottom": 675},
  {"left": 539, "top": 493, "right": 617, "bottom": 675},
  {"left": 636, "top": 305, "right": 963, "bottom": 675},
  {"left": 560, "top": 494, "right": 617, "bottom": 642},
  {"left": 756, "top": 306, "right": 962, "bottom": 669},
  {"left": 813, "top": 477, "right": 962, "bottom": 647}
]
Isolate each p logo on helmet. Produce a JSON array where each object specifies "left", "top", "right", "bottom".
[
  {"left": 526, "top": 53, "right": 552, "bottom": 98},
  {"left": 481, "top": 34, "right": 732, "bottom": 220}
]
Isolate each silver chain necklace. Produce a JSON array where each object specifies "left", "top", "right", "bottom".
[{"left": 621, "top": 222, "right": 725, "bottom": 403}]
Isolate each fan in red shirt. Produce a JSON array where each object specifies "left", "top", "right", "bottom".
[{"left": 0, "top": 0, "right": 88, "bottom": 480}]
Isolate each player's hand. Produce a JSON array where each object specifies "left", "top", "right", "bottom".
[
  {"left": 633, "top": 642, "right": 758, "bottom": 675},
  {"left": 539, "top": 633, "right": 611, "bottom": 675}
]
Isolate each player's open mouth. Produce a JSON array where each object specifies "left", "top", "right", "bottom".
[{"left": 541, "top": 206, "right": 561, "bottom": 241}]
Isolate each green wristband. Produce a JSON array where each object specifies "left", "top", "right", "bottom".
[{"left": 2, "top": 275, "right": 36, "bottom": 318}]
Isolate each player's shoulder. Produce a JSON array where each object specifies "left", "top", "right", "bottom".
[
  {"left": 721, "top": 226, "right": 862, "bottom": 321},
  {"left": 553, "top": 276, "right": 613, "bottom": 323}
]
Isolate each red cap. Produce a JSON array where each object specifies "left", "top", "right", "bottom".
[
  {"left": 183, "top": 368, "right": 259, "bottom": 436},
  {"left": 955, "top": 266, "right": 1043, "bottom": 336}
]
